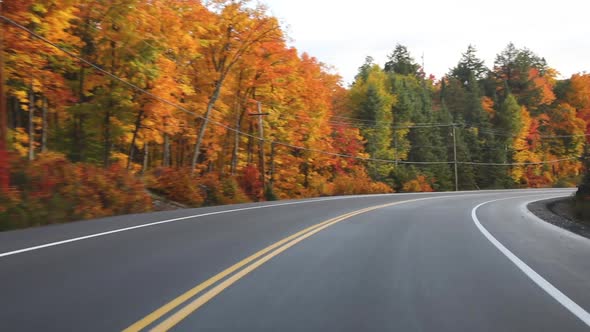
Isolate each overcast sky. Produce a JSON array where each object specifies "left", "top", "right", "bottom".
[{"left": 264, "top": 0, "right": 590, "bottom": 86}]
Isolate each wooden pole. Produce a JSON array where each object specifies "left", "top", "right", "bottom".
[
  {"left": 256, "top": 102, "right": 266, "bottom": 193},
  {"left": 452, "top": 124, "right": 458, "bottom": 191},
  {"left": 0, "top": 1, "right": 9, "bottom": 192},
  {"left": 248, "top": 102, "right": 269, "bottom": 197}
]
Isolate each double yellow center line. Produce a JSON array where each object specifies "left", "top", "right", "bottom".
[{"left": 124, "top": 197, "right": 434, "bottom": 331}]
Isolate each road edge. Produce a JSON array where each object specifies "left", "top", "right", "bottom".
[
  {"left": 526, "top": 197, "right": 590, "bottom": 240},
  {"left": 473, "top": 195, "right": 590, "bottom": 327}
]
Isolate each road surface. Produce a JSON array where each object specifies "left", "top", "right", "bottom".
[{"left": 0, "top": 189, "right": 589, "bottom": 331}]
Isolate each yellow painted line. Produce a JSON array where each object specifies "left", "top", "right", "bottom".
[
  {"left": 123, "top": 209, "right": 363, "bottom": 332},
  {"left": 149, "top": 205, "right": 381, "bottom": 332},
  {"left": 148, "top": 198, "right": 436, "bottom": 332},
  {"left": 125, "top": 196, "right": 446, "bottom": 332}
]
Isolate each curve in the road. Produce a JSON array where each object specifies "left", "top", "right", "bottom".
[
  {"left": 473, "top": 195, "right": 590, "bottom": 327},
  {"left": 2, "top": 189, "right": 585, "bottom": 332},
  {"left": 0, "top": 195, "right": 397, "bottom": 259},
  {"left": 0, "top": 189, "right": 566, "bottom": 260},
  {"left": 126, "top": 195, "right": 459, "bottom": 331}
]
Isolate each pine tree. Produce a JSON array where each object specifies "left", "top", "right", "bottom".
[
  {"left": 431, "top": 103, "right": 454, "bottom": 190},
  {"left": 450, "top": 45, "right": 488, "bottom": 86},
  {"left": 408, "top": 86, "right": 452, "bottom": 191},
  {"left": 494, "top": 43, "right": 548, "bottom": 107},
  {"left": 355, "top": 56, "right": 375, "bottom": 83},
  {"left": 496, "top": 93, "right": 522, "bottom": 148},
  {"left": 349, "top": 65, "right": 395, "bottom": 181},
  {"left": 455, "top": 124, "right": 478, "bottom": 190},
  {"left": 440, "top": 83, "right": 476, "bottom": 190},
  {"left": 384, "top": 44, "right": 420, "bottom": 76}
]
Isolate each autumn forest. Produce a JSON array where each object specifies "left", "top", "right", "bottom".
[{"left": 2, "top": 0, "right": 590, "bottom": 229}]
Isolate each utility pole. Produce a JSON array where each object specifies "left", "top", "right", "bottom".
[
  {"left": 0, "top": 0, "right": 9, "bottom": 193},
  {"left": 452, "top": 124, "right": 458, "bottom": 191},
  {"left": 393, "top": 129, "right": 398, "bottom": 166},
  {"left": 248, "top": 101, "right": 269, "bottom": 196},
  {"left": 269, "top": 141, "right": 275, "bottom": 194}
]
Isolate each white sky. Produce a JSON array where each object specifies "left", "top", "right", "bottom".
[{"left": 263, "top": 0, "right": 590, "bottom": 86}]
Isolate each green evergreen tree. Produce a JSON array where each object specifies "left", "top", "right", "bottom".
[
  {"left": 455, "top": 124, "right": 478, "bottom": 190},
  {"left": 349, "top": 65, "right": 395, "bottom": 181},
  {"left": 355, "top": 56, "right": 375, "bottom": 83},
  {"left": 384, "top": 44, "right": 420, "bottom": 76},
  {"left": 432, "top": 102, "right": 455, "bottom": 191},
  {"left": 494, "top": 93, "right": 522, "bottom": 168},
  {"left": 440, "top": 82, "right": 476, "bottom": 190},
  {"left": 496, "top": 94, "right": 521, "bottom": 143},
  {"left": 407, "top": 90, "right": 452, "bottom": 191},
  {"left": 441, "top": 77, "right": 467, "bottom": 120},
  {"left": 494, "top": 42, "right": 519, "bottom": 84},
  {"left": 450, "top": 45, "right": 488, "bottom": 86},
  {"left": 494, "top": 43, "right": 548, "bottom": 108},
  {"left": 464, "top": 71, "right": 484, "bottom": 124}
]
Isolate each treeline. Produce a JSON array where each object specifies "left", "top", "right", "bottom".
[
  {"left": 349, "top": 44, "right": 590, "bottom": 191},
  {"left": 2, "top": 1, "right": 590, "bottom": 229},
  {"left": 2, "top": 0, "right": 389, "bottom": 228}
]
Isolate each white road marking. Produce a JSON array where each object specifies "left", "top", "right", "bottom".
[
  {"left": 0, "top": 195, "right": 383, "bottom": 259},
  {"left": 472, "top": 195, "right": 590, "bottom": 327},
  {"left": 0, "top": 189, "right": 571, "bottom": 260}
]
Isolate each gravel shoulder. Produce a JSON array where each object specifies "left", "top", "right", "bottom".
[{"left": 528, "top": 196, "right": 590, "bottom": 239}]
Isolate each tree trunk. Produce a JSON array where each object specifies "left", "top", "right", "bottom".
[
  {"left": 230, "top": 104, "right": 241, "bottom": 175},
  {"left": 127, "top": 110, "right": 144, "bottom": 170},
  {"left": 0, "top": 13, "right": 8, "bottom": 192},
  {"left": 247, "top": 122, "right": 254, "bottom": 164},
  {"left": 256, "top": 106, "right": 266, "bottom": 193},
  {"left": 191, "top": 77, "right": 225, "bottom": 174},
  {"left": 6, "top": 97, "right": 13, "bottom": 130},
  {"left": 174, "top": 137, "right": 179, "bottom": 167},
  {"left": 53, "top": 110, "right": 58, "bottom": 135},
  {"left": 73, "top": 65, "right": 86, "bottom": 162},
  {"left": 217, "top": 127, "right": 232, "bottom": 175},
  {"left": 28, "top": 87, "right": 35, "bottom": 161},
  {"left": 104, "top": 39, "right": 116, "bottom": 168},
  {"left": 142, "top": 142, "right": 149, "bottom": 174},
  {"left": 302, "top": 162, "right": 309, "bottom": 189},
  {"left": 41, "top": 95, "right": 47, "bottom": 153},
  {"left": 178, "top": 137, "right": 185, "bottom": 167},
  {"left": 12, "top": 96, "right": 20, "bottom": 130},
  {"left": 163, "top": 132, "right": 170, "bottom": 167},
  {"left": 103, "top": 109, "right": 111, "bottom": 167},
  {"left": 269, "top": 142, "right": 275, "bottom": 193}
]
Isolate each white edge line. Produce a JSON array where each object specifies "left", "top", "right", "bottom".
[
  {"left": 0, "top": 192, "right": 449, "bottom": 258},
  {"left": 0, "top": 189, "right": 573, "bottom": 259},
  {"left": 0, "top": 195, "right": 374, "bottom": 258},
  {"left": 472, "top": 195, "right": 590, "bottom": 327}
]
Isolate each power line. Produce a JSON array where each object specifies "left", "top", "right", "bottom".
[
  {"left": 335, "top": 118, "right": 590, "bottom": 139},
  {"left": 0, "top": 15, "right": 454, "bottom": 166},
  {"left": 2, "top": 15, "right": 584, "bottom": 170},
  {"left": 474, "top": 128, "right": 590, "bottom": 139},
  {"left": 288, "top": 113, "right": 454, "bottom": 130},
  {"left": 331, "top": 114, "right": 445, "bottom": 126},
  {"left": 462, "top": 156, "right": 581, "bottom": 166},
  {"left": 330, "top": 114, "right": 590, "bottom": 140}
]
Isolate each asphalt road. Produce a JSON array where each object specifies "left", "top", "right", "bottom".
[{"left": 1, "top": 189, "right": 589, "bottom": 331}]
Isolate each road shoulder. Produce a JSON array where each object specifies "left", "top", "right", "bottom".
[{"left": 527, "top": 197, "right": 590, "bottom": 240}]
